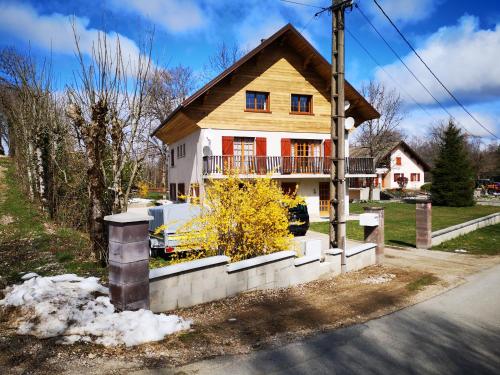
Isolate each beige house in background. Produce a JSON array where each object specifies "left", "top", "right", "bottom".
[{"left": 351, "top": 141, "right": 431, "bottom": 191}]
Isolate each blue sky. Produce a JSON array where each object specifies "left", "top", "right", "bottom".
[{"left": 0, "top": 0, "right": 499, "bottom": 140}]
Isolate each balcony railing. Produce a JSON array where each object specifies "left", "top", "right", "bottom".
[{"left": 202, "top": 156, "right": 374, "bottom": 175}]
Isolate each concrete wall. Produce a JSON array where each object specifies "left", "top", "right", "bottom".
[
  {"left": 431, "top": 212, "right": 500, "bottom": 246},
  {"left": 149, "top": 243, "right": 377, "bottom": 312}
]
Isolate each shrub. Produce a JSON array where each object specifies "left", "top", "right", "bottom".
[
  {"left": 420, "top": 183, "right": 432, "bottom": 192},
  {"left": 138, "top": 181, "right": 149, "bottom": 198},
  {"left": 166, "top": 171, "right": 303, "bottom": 262}
]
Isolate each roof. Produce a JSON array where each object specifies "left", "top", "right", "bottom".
[
  {"left": 152, "top": 23, "right": 380, "bottom": 137},
  {"left": 350, "top": 141, "right": 431, "bottom": 171}
]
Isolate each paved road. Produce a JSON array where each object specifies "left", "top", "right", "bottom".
[{"left": 136, "top": 263, "right": 500, "bottom": 375}]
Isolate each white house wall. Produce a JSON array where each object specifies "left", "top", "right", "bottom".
[
  {"left": 168, "top": 130, "right": 203, "bottom": 189},
  {"left": 384, "top": 145, "right": 426, "bottom": 189}
]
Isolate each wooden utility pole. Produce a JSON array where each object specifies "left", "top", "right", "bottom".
[{"left": 329, "top": 0, "right": 351, "bottom": 273}]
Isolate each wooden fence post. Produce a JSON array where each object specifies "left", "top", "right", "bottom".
[{"left": 104, "top": 212, "right": 152, "bottom": 311}]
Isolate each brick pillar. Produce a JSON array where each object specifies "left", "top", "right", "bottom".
[
  {"left": 363, "top": 206, "right": 385, "bottom": 264},
  {"left": 104, "top": 212, "right": 152, "bottom": 311},
  {"left": 416, "top": 200, "right": 432, "bottom": 249}
]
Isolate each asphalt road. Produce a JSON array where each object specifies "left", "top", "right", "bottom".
[{"left": 136, "top": 263, "right": 500, "bottom": 375}]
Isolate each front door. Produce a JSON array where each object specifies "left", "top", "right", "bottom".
[{"left": 319, "top": 182, "right": 329, "bottom": 217}]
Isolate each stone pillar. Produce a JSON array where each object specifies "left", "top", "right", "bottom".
[
  {"left": 416, "top": 200, "right": 432, "bottom": 249},
  {"left": 104, "top": 212, "right": 152, "bottom": 311},
  {"left": 363, "top": 206, "right": 385, "bottom": 264}
]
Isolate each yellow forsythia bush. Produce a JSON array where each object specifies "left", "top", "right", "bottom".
[
  {"left": 175, "top": 171, "right": 303, "bottom": 262},
  {"left": 138, "top": 181, "right": 149, "bottom": 198}
]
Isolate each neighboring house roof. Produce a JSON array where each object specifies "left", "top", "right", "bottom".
[
  {"left": 350, "top": 141, "right": 431, "bottom": 172},
  {"left": 152, "top": 23, "right": 380, "bottom": 138}
]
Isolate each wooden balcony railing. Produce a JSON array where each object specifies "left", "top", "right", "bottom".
[{"left": 202, "top": 156, "right": 374, "bottom": 175}]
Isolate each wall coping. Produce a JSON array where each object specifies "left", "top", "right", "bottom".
[
  {"left": 149, "top": 255, "right": 230, "bottom": 280},
  {"left": 294, "top": 255, "right": 320, "bottom": 267},
  {"left": 227, "top": 251, "right": 296, "bottom": 273},
  {"left": 104, "top": 212, "right": 153, "bottom": 223},
  {"left": 345, "top": 243, "right": 376, "bottom": 257},
  {"left": 325, "top": 248, "right": 343, "bottom": 256},
  {"left": 432, "top": 212, "right": 500, "bottom": 238}
]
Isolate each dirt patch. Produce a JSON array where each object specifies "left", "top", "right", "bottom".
[
  {"left": 0, "top": 265, "right": 434, "bottom": 374},
  {"left": 0, "top": 215, "right": 14, "bottom": 225}
]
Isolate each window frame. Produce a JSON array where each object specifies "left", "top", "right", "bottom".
[
  {"left": 395, "top": 156, "right": 402, "bottom": 166},
  {"left": 170, "top": 149, "right": 175, "bottom": 167},
  {"left": 290, "top": 94, "right": 313, "bottom": 115},
  {"left": 245, "top": 91, "right": 271, "bottom": 113},
  {"left": 177, "top": 144, "right": 186, "bottom": 159}
]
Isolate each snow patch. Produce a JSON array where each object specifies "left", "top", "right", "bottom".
[
  {"left": 0, "top": 274, "right": 191, "bottom": 346},
  {"left": 360, "top": 273, "right": 396, "bottom": 285}
]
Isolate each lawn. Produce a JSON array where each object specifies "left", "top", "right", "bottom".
[
  {"left": 309, "top": 202, "right": 499, "bottom": 248},
  {"left": 0, "top": 158, "right": 104, "bottom": 286},
  {"left": 432, "top": 223, "right": 500, "bottom": 255}
]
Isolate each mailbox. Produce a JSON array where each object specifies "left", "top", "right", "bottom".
[{"left": 359, "top": 213, "right": 379, "bottom": 227}]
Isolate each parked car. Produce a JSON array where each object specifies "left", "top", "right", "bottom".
[
  {"left": 148, "top": 203, "right": 201, "bottom": 258},
  {"left": 288, "top": 204, "right": 309, "bottom": 236}
]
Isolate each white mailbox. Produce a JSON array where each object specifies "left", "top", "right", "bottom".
[{"left": 359, "top": 213, "right": 379, "bottom": 227}]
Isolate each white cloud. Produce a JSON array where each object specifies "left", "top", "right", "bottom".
[
  {"left": 368, "top": 0, "right": 440, "bottom": 25},
  {"left": 108, "top": 0, "right": 205, "bottom": 33},
  {"left": 376, "top": 15, "right": 500, "bottom": 107},
  {"left": 0, "top": 3, "right": 142, "bottom": 66}
]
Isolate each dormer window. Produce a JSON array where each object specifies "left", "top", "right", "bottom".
[
  {"left": 291, "top": 94, "right": 312, "bottom": 114},
  {"left": 245, "top": 91, "right": 270, "bottom": 112}
]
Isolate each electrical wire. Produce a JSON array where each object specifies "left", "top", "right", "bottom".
[
  {"left": 354, "top": 3, "right": 476, "bottom": 136},
  {"left": 278, "top": 0, "right": 326, "bottom": 9},
  {"left": 372, "top": 0, "right": 498, "bottom": 139}
]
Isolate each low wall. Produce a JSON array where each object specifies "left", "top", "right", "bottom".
[
  {"left": 149, "top": 243, "right": 377, "bottom": 312},
  {"left": 431, "top": 212, "right": 500, "bottom": 246}
]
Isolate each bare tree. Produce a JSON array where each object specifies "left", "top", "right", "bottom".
[
  {"left": 201, "top": 41, "right": 245, "bottom": 82},
  {"left": 355, "top": 80, "right": 406, "bottom": 157},
  {"left": 66, "top": 26, "right": 155, "bottom": 264}
]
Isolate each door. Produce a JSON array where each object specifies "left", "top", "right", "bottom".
[
  {"left": 282, "top": 182, "right": 297, "bottom": 196},
  {"left": 319, "top": 182, "right": 329, "bottom": 217}
]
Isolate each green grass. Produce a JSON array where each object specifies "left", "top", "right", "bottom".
[
  {"left": 309, "top": 202, "right": 499, "bottom": 248},
  {"left": 433, "top": 223, "right": 500, "bottom": 255},
  {"left": 0, "top": 158, "right": 104, "bottom": 285},
  {"left": 406, "top": 274, "right": 439, "bottom": 292}
]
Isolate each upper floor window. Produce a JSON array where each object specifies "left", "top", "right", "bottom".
[
  {"left": 177, "top": 144, "right": 186, "bottom": 159},
  {"left": 245, "top": 91, "right": 270, "bottom": 112},
  {"left": 170, "top": 149, "right": 175, "bottom": 167},
  {"left": 291, "top": 94, "right": 312, "bottom": 114},
  {"left": 395, "top": 156, "right": 402, "bottom": 166}
]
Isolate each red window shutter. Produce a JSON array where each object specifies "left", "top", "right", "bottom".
[
  {"left": 256, "top": 137, "right": 267, "bottom": 156},
  {"left": 281, "top": 138, "right": 291, "bottom": 174},
  {"left": 222, "top": 136, "right": 234, "bottom": 156},
  {"left": 323, "top": 139, "right": 332, "bottom": 157},
  {"left": 281, "top": 138, "right": 291, "bottom": 156}
]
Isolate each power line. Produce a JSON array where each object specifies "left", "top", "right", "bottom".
[
  {"left": 354, "top": 3, "right": 476, "bottom": 136},
  {"left": 300, "top": 13, "right": 319, "bottom": 32},
  {"left": 372, "top": 0, "right": 498, "bottom": 139},
  {"left": 278, "top": 0, "right": 326, "bottom": 9}
]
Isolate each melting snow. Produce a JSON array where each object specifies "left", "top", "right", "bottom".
[
  {"left": 0, "top": 273, "right": 191, "bottom": 347},
  {"left": 360, "top": 273, "right": 396, "bottom": 285}
]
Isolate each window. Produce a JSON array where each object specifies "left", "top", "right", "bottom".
[
  {"left": 234, "top": 137, "right": 255, "bottom": 172},
  {"left": 411, "top": 173, "right": 420, "bottom": 182},
  {"left": 169, "top": 183, "right": 176, "bottom": 201},
  {"left": 395, "top": 156, "right": 402, "bottom": 166},
  {"left": 291, "top": 94, "right": 312, "bottom": 114},
  {"left": 170, "top": 149, "right": 175, "bottom": 167},
  {"left": 394, "top": 173, "right": 404, "bottom": 182},
  {"left": 291, "top": 140, "right": 320, "bottom": 157},
  {"left": 177, "top": 183, "right": 185, "bottom": 202},
  {"left": 245, "top": 91, "right": 270, "bottom": 112},
  {"left": 177, "top": 144, "right": 186, "bottom": 159}
]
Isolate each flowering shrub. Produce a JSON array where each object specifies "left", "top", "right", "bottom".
[{"left": 138, "top": 181, "right": 149, "bottom": 198}]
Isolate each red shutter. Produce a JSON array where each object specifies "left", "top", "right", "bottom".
[
  {"left": 256, "top": 137, "right": 267, "bottom": 174},
  {"left": 281, "top": 138, "right": 291, "bottom": 174},
  {"left": 323, "top": 139, "right": 332, "bottom": 173},
  {"left": 222, "top": 136, "right": 234, "bottom": 173}
]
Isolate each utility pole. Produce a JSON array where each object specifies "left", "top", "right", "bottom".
[{"left": 329, "top": 0, "right": 352, "bottom": 273}]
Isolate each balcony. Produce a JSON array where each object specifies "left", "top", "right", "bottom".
[{"left": 202, "top": 156, "right": 375, "bottom": 176}]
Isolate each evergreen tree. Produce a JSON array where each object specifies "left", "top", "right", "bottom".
[{"left": 431, "top": 120, "right": 475, "bottom": 206}]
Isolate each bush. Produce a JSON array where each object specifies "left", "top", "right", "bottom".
[
  {"left": 168, "top": 171, "right": 303, "bottom": 262},
  {"left": 420, "top": 183, "right": 432, "bottom": 192}
]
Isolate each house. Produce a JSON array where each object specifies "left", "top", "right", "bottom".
[
  {"left": 152, "top": 24, "right": 379, "bottom": 220},
  {"left": 350, "top": 140, "right": 431, "bottom": 192}
]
